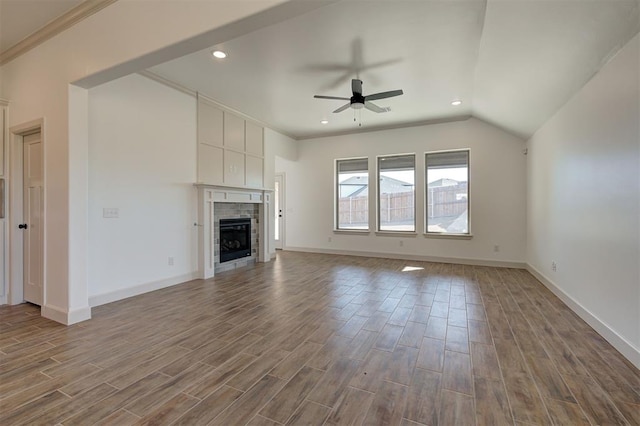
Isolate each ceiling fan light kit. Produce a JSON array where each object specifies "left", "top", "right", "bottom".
[{"left": 314, "top": 78, "right": 403, "bottom": 114}]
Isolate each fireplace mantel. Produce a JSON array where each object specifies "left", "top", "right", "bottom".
[
  {"left": 195, "top": 184, "right": 272, "bottom": 279},
  {"left": 194, "top": 183, "right": 269, "bottom": 204}
]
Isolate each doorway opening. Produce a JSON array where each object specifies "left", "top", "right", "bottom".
[{"left": 274, "top": 173, "right": 285, "bottom": 250}]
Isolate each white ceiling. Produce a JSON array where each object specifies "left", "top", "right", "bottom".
[
  {"left": 150, "top": 0, "right": 640, "bottom": 140},
  {"left": 0, "top": 0, "right": 84, "bottom": 52},
  {"left": 1, "top": 1, "right": 638, "bottom": 140}
]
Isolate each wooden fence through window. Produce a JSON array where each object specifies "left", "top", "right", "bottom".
[{"left": 338, "top": 183, "right": 467, "bottom": 226}]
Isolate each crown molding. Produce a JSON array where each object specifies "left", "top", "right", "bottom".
[
  {"left": 0, "top": 0, "right": 118, "bottom": 66},
  {"left": 137, "top": 70, "right": 197, "bottom": 98}
]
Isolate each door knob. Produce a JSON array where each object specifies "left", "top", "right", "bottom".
[{"left": 18, "top": 223, "right": 28, "bottom": 229}]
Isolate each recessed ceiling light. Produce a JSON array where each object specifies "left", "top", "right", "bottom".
[
  {"left": 320, "top": 119, "right": 329, "bottom": 125},
  {"left": 451, "top": 100, "right": 462, "bottom": 106},
  {"left": 212, "top": 50, "right": 227, "bottom": 59}
]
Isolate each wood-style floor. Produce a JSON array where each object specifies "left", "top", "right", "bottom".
[{"left": 1, "top": 252, "right": 638, "bottom": 425}]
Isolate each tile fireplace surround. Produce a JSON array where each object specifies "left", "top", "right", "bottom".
[
  {"left": 195, "top": 185, "right": 271, "bottom": 279},
  {"left": 214, "top": 203, "right": 259, "bottom": 273}
]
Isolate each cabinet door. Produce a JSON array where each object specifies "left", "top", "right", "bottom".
[
  {"left": 246, "top": 155, "right": 264, "bottom": 188},
  {"left": 198, "top": 144, "right": 224, "bottom": 184},
  {"left": 224, "top": 113, "right": 245, "bottom": 151},
  {"left": 224, "top": 150, "right": 245, "bottom": 187},
  {"left": 245, "top": 121, "right": 263, "bottom": 156},
  {"left": 198, "top": 101, "right": 223, "bottom": 147}
]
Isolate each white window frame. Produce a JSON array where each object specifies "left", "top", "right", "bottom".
[
  {"left": 335, "top": 157, "right": 370, "bottom": 232},
  {"left": 424, "top": 149, "right": 471, "bottom": 239},
  {"left": 376, "top": 153, "right": 416, "bottom": 234}
]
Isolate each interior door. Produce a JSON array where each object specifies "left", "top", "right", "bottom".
[
  {"left": 274, "top": 173, "right": 285, "bottom": 250},
  {"left": 23, "top": 132, "right": 43, "bottom": 305}
]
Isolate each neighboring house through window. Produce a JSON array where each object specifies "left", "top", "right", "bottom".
[
  {"left": 336, "top": 158, "right": 369, "bottom": 230},
  {"left": 378, "top": 154, "right": 415, "bottom": 232}
]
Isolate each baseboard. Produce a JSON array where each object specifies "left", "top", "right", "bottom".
[
  {"left": 41, "top": 304, "right": 67, "bottom": 323},
  {"left": 41, "top": 304, "right": 91, "bottom": 325},
  {"left": 67, "top": 306, "right": 92, "bottom": 324},
  {"left": 283, "top": 246, "right": 526, "bottom": 269},
  {"left": 526, "top": 263, "right": 640, "bottom": 369},
  {"left": 89, "top": 272, "right": 199, "bottom": 307}
]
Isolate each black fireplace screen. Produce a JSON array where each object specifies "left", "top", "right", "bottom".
[{"left": 219, "top": 218, "right": 251, "bottom": 263}]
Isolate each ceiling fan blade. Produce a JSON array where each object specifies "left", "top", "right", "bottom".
[
  {"left": 364, "top": 101, "right": 386, "bottom": 113},
  {"left": 314, "top": 95, "right": 350, "bottom": 100},
  {"left": 352, "top": 79, "right": 363, "bottom": 96},
  {"left": 333, "top": 103, "right": 351, "bottom": 113},
  {"left": 365, "top": 89, "right": 403, "bottom": 101}
]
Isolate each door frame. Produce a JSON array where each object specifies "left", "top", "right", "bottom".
[
  {"left": 274, "top": 172, "right": 285, "bottom": 250},
  {"left": 8, "top": 119, "right": 45, "bottom": 305}
]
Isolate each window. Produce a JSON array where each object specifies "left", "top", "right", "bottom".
[
  {"left": 378, "top": 154, "right": 415, "bottom": 231},
  {"left": 336, "top": 158, "right": 369, "bottom": 230},
  {"left": 426, "top": 150, "right": 469, "bottom": 234}
]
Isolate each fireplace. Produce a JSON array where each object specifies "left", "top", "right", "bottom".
[{"left": 219, "top": 218, "right": 251, "bottom": 263}]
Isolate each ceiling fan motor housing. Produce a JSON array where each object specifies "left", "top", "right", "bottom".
[{"left": 351, "top": 94, "right": 365, "bottom": 109}]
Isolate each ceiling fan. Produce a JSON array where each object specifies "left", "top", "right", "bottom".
[{"left": 314, "top": 79, "right": 403, "bottom": 113}]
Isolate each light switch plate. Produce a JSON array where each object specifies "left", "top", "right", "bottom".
[{"left": 103, "top": 208, "right": 119, "bottom": 218}]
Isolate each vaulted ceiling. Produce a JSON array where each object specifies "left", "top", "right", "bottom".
[
  {"left": 149, "top": 0, "right": 640, "bottom": 140},
  {"left": 2, "top": 1, "right": 639, "bottom": 141}
]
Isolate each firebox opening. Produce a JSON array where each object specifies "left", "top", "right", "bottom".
[{"left": 219, "top": 218, "right": 251, "bottom": 263}]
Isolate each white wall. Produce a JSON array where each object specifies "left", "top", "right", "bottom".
[
  {"left": 266, "top": 128, "right": 298, "bottom": 256},
  {"left": 280, "top": 118, "right": 527, "bottom": 265},
  {"left": 527, "top": 34, "right": 640, "bottom": 366},
  {"left": 0, "top": 0, "right": 298, "bottom": 323},
  {"left": 88, "top": 74, "right": 197, "bottom": 304}
]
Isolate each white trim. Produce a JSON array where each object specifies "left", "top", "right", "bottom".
[
  {"left": 333, "top": 229, "right": 370, "bottom": 235},
  {"left": 67, "top": 306, "right": 92, "bottom": 324},
  {"left": 137, "top": 71, "right": 197, "bottom": 98},
  {"left": 274, "top": 172, "right": 286, "bottom": 250},
  {"left": 41, "top": 304, "right": 67, "bottom": 324},
  {"left": 89, "top": 272, "right": 198, "bottom": 307},
  {"left": 41, "top": 304, "right": 90, "bottom": 325},
  {"left": 423, "top": 233, "right": 473, "bottom": 240},
  {"left": 284, "top": 246, "right": 526, "bottom": 269},
  {"left": 0, "top": 0, "right": 119, "bottom": 65},
  {"left": 375, "top": 231, "right": 418, "bottom": 237},
  {"left": 194, "top": 183, "right": 270, "bottom": 193},
  {"left": 41, "top": 303, "right": 91, "bottom": 325},
  {"left": 8, "top": 119, "right": 45, "bottom": 306},
  {"left": 526, "top": 263, "right": 640, "bottom": 369}
]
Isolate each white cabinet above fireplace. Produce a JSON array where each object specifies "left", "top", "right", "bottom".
[{"left": 197, "top": 95, "right": 264, "bottom": 189}]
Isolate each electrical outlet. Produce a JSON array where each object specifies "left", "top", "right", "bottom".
[
  {"left": 399, "top": 240, "right": 404, "bottom": 247},
  {"left": 168, "top": 256, "right": 174, "bottom": 266},
  {"left": 494, "top": 245, "right": 500, "bottom": 253},
  {"left": 328, "top": 237, "right": 332, "bottom": 243},
  {"left": 103, "top": 208, "right": 119, "bottom": 218},
  {"left": 551, "top": 261, "right": 557, "bottom": 272}
]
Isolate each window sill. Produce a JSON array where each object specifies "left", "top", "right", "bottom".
[
  {"left": 333, "top": 229, "right": 370, "bottom": 235},
  {"left": 423, "top": 233, "right": 473, "bottom": 240},
  {"left": 375, "top": 231, "right": 418, "bottom": 237}
]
